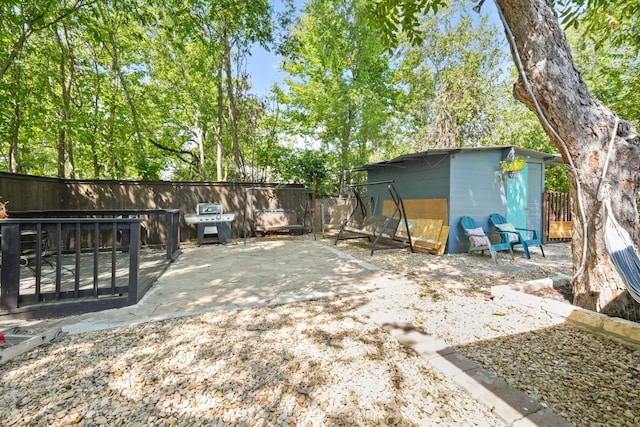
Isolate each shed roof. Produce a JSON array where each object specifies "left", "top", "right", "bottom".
[{"left": 356, "top": 145, "right": 563, "bottom": 170}]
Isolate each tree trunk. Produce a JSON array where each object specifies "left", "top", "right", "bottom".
[
  {"left": 106, "top": 73, "right": 118, "bottom": 179},
  {"left": 54, "top": 28, "right": 67, "bottom": 178},
  {"left": 57, "top": 127, "right": 67, "bottom": 178},
  {"left": 339, "top": 105, "right": 355, "bottom": 194},
  {"left": 65, "top": 24, "right": 77, "bottom": 179},
  {"left": 495, "top": 0, "right": 640, "bottom": 320},
  {"left": 222, "top": 22, "right": 243, "bottom": 181},
  {"left": 106, "top": 31, "right": 145, "bottom": 177},
  {"left": 216, "top": 64, "right": 224, "bottom": 182},
  {"left": 9, "top": 94, "right": 22, "bottom": 174},
  {"left": 55, "top": 25, "right": 77, "bottom": 179},
  {"left": 339, "top": 126, "right": 350, "bottom": 196},
  {"left": 96, "top": 3, "right": 146, "bottom": 178},
  {"left": 195, "top": 113, "right": 207, "bottom": 181}
]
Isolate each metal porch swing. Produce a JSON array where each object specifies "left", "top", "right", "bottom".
[{"left": 334, "top": 180, "right": 414, "bottom": 255}]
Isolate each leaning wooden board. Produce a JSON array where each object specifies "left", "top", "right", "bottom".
[
  {"left": 435, "top": 225, "right": 449, "bottom": 255},
  {"left": 382, "top": 198, "right": 449, "bottom": 255},
  {"left": 394, "top": 218, "right": 449, "bottom": 255},
  {"left": 0, "top": 327, "right": 63, "bottom": 365},
  {"left": 381, "top": 225, "right": 450, "bottom": 255},
  {"left": 549, "top": 221, "right": 572, "bottom": 239},
  {"left": 382, "top": 198, "right": 448, "bottom": 224},
  {"left": 410, "top": 222, "right": 450, "bottom": 255}
]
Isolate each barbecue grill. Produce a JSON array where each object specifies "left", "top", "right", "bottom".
[{"left": 184, "top": 203, "right": 235, "bottom": 245}]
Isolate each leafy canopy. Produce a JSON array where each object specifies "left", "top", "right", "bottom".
[
  {"left": 556, "top": 0, "right": 640, "bottom": 50},
  {"left": 368, "top": 0, "right": 447, "bottom": 46}
]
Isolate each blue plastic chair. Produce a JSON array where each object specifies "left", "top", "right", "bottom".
[
  {"left": 459, "top": 216, "right": 514, "bottom": 263},
  {"left": 489, "top": 213, "right": 545, "bottom": 259}
]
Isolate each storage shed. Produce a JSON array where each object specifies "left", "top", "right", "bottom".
[{"left": 357, "top": 146, "right": 561, "bottom": 254}]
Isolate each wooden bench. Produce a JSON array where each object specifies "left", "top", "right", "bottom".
[
  {"left": 342, "top": 215, "right": 400, "bottom": 240},
  {"left": 253, "top": 209, "right": 307, "bottom": 235}
]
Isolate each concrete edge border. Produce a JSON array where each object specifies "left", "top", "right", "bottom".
[
  {"left": 382, "top": 324, "right": 572, "bottom": 426},
  {"left": 491, "top": 275, "right": 640, "bottom": 349}
]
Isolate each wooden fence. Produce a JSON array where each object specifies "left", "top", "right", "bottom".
[
  {"left": 0, "top": 172, "right": 308, "bottom": 241},
  {"left": 543, "top": 192, "right": 571, "bottom": 242}
]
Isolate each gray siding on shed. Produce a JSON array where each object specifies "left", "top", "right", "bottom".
[
  {"left": 366, "top": 155, "right": 450, "bottom": 215},
  {"left": 448, "top": 150, "right": 506, "bottom": 254}
]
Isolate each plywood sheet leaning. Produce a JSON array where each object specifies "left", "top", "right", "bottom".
[
  {"left": 395, "top": 219, "right": 416, "bottom": 240},
  {"left": 436, "top": 225, "right": 450, "bottom": 256},
  {"left": 390, "top": 219, "right": 450, "bottom": 255},
  {"left": 382, "top": 198, "right": 448, "bottom": 224},
  {"left": 381, "top": 198, "right": 449, "bottom": 254}
]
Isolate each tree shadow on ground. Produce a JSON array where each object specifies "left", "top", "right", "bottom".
[{"left": 0, "top": 297, "right": 498, "bottom": 426}]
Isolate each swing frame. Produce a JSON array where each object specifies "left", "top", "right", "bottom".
[{"left": 334, "top": 180, "right": 414, "bottom": 255}]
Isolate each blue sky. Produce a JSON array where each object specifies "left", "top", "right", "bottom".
[
  {"left": 246, "top": 42, "right": 286, "bottom": 96},
  {"left": 246, "top": 0, "right": 505, "bottom": 97},
  {"left": 246, "top": 0, "right": 304, "bottom": 96}
]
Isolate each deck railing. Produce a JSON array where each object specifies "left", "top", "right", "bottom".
[
  {"left": 0, "top": 209, "right": 180, "bottom": 318},
  {"left": 8, "top": 209, "right": 181, "bottom": 261}
]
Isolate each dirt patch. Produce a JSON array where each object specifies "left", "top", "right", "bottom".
[{"left": 530, "top": 281, "right": 574, "bottom": 304}]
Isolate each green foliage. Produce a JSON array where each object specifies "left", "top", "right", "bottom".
[
  {"left": 556, "top": 0, "right": 640, "bottom": 50},
  {"left": 500, "top": 156, "right": 526, "bottom": 172},
  {"left": 567, "top": 29, "right": 640, "bottom": 127},
  {"left": 393, "top": 1, "right": 507, "bottom": 148},
  {"left": 0, "top": 0, "right": 277, "bottom": 181},
  {"left": 280, "top": 0, "right": 396, "bottom": 194},
  {"left": 0, "top": 0, "right": 629, "bottom": 196},
  {"left": 278, "top": 148, "right": 330, "bottom": 195},
  {"left": 366, "top": 0, "right": 447, "bottom": 46},
  {"left": 545, "top": 164, "right": 570, "bottom": 193},
  {"left": 490, "top": 75, "right": 570, "bottom": 192}
]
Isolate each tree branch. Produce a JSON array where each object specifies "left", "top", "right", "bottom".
[
  {"left": 0, "top": 0, "right": 96, "bottom": 80},
  {"left": 148, "top": 139, "right": 199, "bottom": 165}
]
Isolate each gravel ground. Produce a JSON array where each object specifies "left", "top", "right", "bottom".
[
  {"left": 326, "top": 236, "right": 639, "bottom": 427},
  {"left": 1, "top": 235, "right": 639, "bottom": 427},
  {"left": 1, "top": 300, "right": 502, "bottom": 426}
]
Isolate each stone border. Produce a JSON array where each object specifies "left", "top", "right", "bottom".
[
  {"left": 381, "top": 324, "right": 572, "bottom": 426},
  {"left": 492, "top": 276, "right": 640, "bottom": 349}
]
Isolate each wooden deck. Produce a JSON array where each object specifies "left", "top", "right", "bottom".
[{"left": 16, "top": 247, "right": 169, "bottom": 303}]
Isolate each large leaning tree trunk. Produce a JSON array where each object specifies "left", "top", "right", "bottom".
[{"left": 495, "top": 0, "right": 640, "bottom": 320}]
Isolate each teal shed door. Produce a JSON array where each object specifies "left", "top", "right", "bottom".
[{"left": 506, "top": 165, "right": 528, "bottom": 228}]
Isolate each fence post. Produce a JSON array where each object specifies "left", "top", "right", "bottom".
[
  {"left": 165, "top": 210, "right": 180, "bottom": 261},
  {"left": 1, "top": 223, "right": 21, "bottom": 310},
  {"left": 542, "top": 192, "right": 549, "bottom": 243},
  {"left": 128, "top": 222, "right": 140, "bottom": 305}
]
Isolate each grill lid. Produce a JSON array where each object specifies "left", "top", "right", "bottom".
[{"left": 197, "top": 203, "right": 223, "bottom": 215}]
